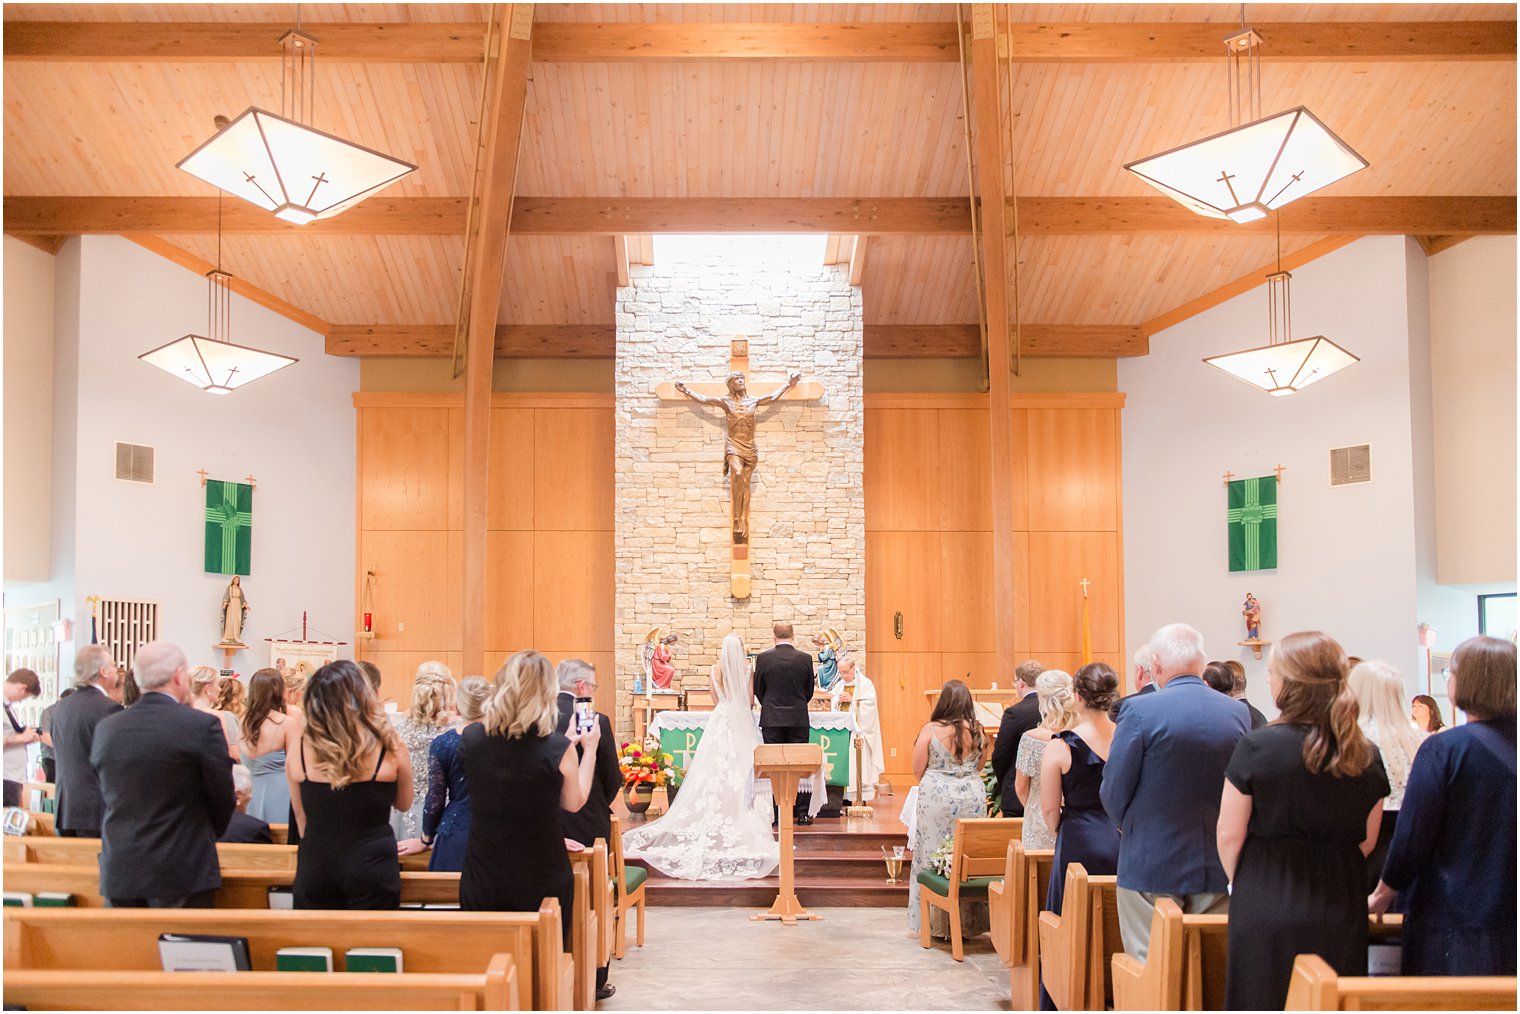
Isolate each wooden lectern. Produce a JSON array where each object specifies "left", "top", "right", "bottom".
[{"left": 753, "top": 742, "right": 824, "bottom": 926}]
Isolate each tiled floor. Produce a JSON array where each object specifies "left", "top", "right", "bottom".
[{"left": 601, "top": 906, "right": 1009, "bottom": 1011}]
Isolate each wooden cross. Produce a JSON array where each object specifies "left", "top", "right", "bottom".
[
  {"left": 1222, "top": 470, "right": 1235, "bottom": 486},
  {"left": 1079, "top": 577, "right": 1091, "bottom": 598},
  {"left": 196, "top": 468, "right": 209, "bottom": 487},
  {"left": 1273, "top": 464, "right": 1286, "bottom": 484},
  {"left": 244, "top": 474, "right": 258, "bottom": 489},
  {"left": 655, "top": 337, "right": 824, "bottom": 600}
]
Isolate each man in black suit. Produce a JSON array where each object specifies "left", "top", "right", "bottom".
[
  {"left": 49, "top": 644, "right": 124, "bottom": 837},
  {"left": 988, "top": 660, "right": 1044, "bottom": 818},
  {"left": 555, "top": 659, "right": 621, "bottom": 1002},
  {"left": 1111, "top": 646, "right": 1158, "bottom": 723},
  {"left": 219, "top": 763, "right": 274, "bottom": 844},
  {"left": 753, "top": 621, "right": 817, "bottom": 825},
  {"left": 92, "top": 641, "right": 235, "bottom": 908}
]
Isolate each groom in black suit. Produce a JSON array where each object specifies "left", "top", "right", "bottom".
[{"left": 753, "top": 621, "right": 817, "bottom": 825}]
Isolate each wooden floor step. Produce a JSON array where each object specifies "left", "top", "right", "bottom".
[
  {"left": 794, "top": 852, "right": 902, "bottom": 880},
  {"left": 644, "top": 875, "right": 909, "bottom": 908},
  {"left": 789, "top": 830, "right": 908, "bottom": 854}
]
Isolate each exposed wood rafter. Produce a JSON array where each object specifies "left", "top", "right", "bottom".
[
  {"left": 125, "top": 233, "right": 330, "bottom": 335},
  {"left": 5, "top": 20, "right": 1511, "bottom": 64},
  {"left": 9, "top": 195, "right": 1513, "bottom": 238},
  {"left": 325, "top": 322, "right": 1147, "bottom": 359},
  {"left": 848, "top": 235, "right": 867, "bottom": 286}
]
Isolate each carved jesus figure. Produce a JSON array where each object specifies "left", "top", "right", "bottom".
[{"left": 674, "top": 369, "right": 801, "bottom": 543}]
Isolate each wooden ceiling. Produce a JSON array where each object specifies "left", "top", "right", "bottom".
[{"left": 4, "top": 3, "right": 1515, "bottom": 360}]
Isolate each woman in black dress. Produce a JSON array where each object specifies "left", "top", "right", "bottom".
[
  {"left": 1217, "top": 631, "right": 1389, "bottom": 1009},
  {"left": 287, "top": 660, "right": 412, "bottom": 909},
  {"left": 1039, "top": 662, "right": 1120, "bottom": 1011},
  {"left": 459, "top": 650, "right": 601, "bottom": 947}
]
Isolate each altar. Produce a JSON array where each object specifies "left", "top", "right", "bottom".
[{"left": 649, "top": 710, "right": 859, "bottom": 788}]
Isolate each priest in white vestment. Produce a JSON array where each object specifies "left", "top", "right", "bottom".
[{"left": 836, "top": 658, "right": 883, "bottom": 800}]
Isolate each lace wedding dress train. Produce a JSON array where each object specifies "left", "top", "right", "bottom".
[{"left": 621, "top": 635, "right": 780, "bottom": 881}]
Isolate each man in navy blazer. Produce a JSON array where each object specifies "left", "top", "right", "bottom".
[{"left": 1100, "top": 623, "right": 1250, "bottom": 961}]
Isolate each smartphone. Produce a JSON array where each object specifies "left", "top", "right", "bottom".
[{"left": 573, "top": 697, "right": 595, "bottom": 734}]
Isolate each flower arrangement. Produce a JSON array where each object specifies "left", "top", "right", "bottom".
[
  {"left": 927, "top": 837, "right": 956, "bottom": 878},
  {"left": 618, "top": 741, "right": 676, "bottom": 788}
]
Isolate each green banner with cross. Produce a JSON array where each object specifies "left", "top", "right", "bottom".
[
  {"left": 1227, "top": 476, "right": 1278, "bottom": 572},
  {"left": 205, "top": 479, "right": 253, "bottom": 576}
]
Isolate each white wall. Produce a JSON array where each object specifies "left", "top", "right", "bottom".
[
  {"left": 1120, "top": 237, "right": 1430, "bottom": 717},
  {"left": 7, "top": 236, "right": 358, "bottom": 677},
  {"left": 1428, "top": 236, "right": 1518, "bottom": 586},
  {"left": 4, "top": 237, "right": 56, "bottom": 582}
]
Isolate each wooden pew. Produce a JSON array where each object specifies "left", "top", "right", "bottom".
[
  {"left": 610, "top": 816, "right": 645, "bottom": 959},
  {"left": 22, "top": 782, "right": 55, "bottom": 813},
  {"left": 4, "top": 836, "right": 298, "bottom": 871},
  {"left": 24, "top": 810, "right": 57, "bottom": 835},
  {"left": 4, "top": 961, "right": 519, "bottom": 1010},
  {"left": 918, "top": 816, "right": 1023, "bottom": 962},
  {"left": 1037, "top": 864, "right": 1122, "bottom": 1012},
  {"left": 1285, "top": 953, "right": 1517, "bottom": 1011},
  {"left": 3, "top": 904, "right": 571, "bottom": 1011},
  {"left": 267, "top": 822, "right": 289, "bottom": 845},
  {"left": 986, "top": 842, "right": 1054, "bottom": 1010},
  {"left": 1112, "top": 907, "right": 1412, "bottom": 1011}
]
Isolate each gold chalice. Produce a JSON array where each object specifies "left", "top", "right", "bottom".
[{"left": 881, "top": 844, "right": 907, "bottom": 884}]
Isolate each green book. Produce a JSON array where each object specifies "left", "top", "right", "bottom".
[
  {"left": 276, "top": 946, "right": 333, "bottom": 972},
  {"left": 33, "top": 892, "right": 73, "bottom": 907},
  {"left": 345, "top": 947, "right": 403, "bottom": 973},
  {"left": 2, "top": 892, "right": 32, "bottom": 907}
]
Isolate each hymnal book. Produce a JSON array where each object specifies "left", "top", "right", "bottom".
[
  {"left": 158, "top": 933, "right": 252, "bottom": 972},
  {"left": 276, "top": 946, "right": 334, "bottom": 972},
  {"left": 33, "top": 892, "right": 74, "bottom": 907},
  {"left": 345, "top": 947, "right": 403, "bottom": 973},
  {"left": 3, "top": 891, "right": 32, "bottom": 907},
  {"left": 266, "top": 886, "right": 294, "bottom": 909}
]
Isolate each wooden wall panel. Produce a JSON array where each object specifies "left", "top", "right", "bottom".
[
  {"left": 936, "top": 408, "right": 991, "bottom": 532},
  {"left": 871, "top": 652, "right": 942, "bottom": 779},
  {"left": 866, "top": 530, "right": 942, "bottom": 653},
  {"left": 534, "top": 408, "right": 615, "bottom": 532},
  {"left": 361, "top": 530, "right": 452, "bottom": 651},
  {"left": 447, "top": 408, "right": 465, "bottom": 532},
  {"left": 1025, "top": 531, "right": 1122, "bottom": 655},
  {"left": 360, "top": 408, "right": 451, "bottom": 531},
  {"left": 487, "top": 408, "right": 536, "bottom": 531},
  {"left": 1025, "top": 407, "right": 1120, "bottom": 532},
  {"left": 939, "top": 531, "right": 994, "bottom": 652},
  {"left": 533, "top": 530, "right": 616, "bottom": 653},
  {"left": 362, "top": 651, "right": 466, "bottom": 709},
  {"left": 864, "top": 408, "right": 939, "bottom": 531},
  {"left": 941, "top": 652, "right": 1000, "bottom": 691},
  {"left": 485, "top": 530, "right": 535, "bottom": 653}
]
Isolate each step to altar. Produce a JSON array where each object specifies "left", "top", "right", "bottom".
[{"left": 629, "top": 812, "right": 912, "bottom": 909}]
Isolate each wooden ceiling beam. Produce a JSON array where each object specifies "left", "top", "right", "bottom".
[
  {"left": 6, "top": 20, "right": 1511, "bottom": 63},
  {"left": 125, "top": 233, "right": 329, "bottom": 335},
  {"left": 10, "top": 195, "right": 1513, "bottom": 238},
  {"left": 325, "top": 323, "right": 1145, "bottom": 359}
]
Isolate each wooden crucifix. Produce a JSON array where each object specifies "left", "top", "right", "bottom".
[{"left": 655, "top": 337, "right": 824, "bottom": 599}]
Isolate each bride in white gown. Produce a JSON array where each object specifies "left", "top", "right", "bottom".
[{"left": 621, "top": 632, "right": 781, "bottom": 881}]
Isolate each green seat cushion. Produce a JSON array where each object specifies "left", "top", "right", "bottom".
[
  {"left": 916, "top": 870, "right": 999, "bottom": 898},
  {"left": 624, "top": 866, "right": 648, "bottom": 894}
]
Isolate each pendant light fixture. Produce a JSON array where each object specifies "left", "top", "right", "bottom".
[
  {"left": 176, "top": 10, "right": 415, "bottom": 223},
  {"left": 139, "top": 194, "right": 299, "bottom": 394},
  {"left": 1202, "top": 215, "right": 1358, "bottom": 396},
  {"left": 1124, "top": 13, "right": 1367, "bottom": 222}
]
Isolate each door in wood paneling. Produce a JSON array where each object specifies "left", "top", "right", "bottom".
[
  {"left": 1026, "top": 531, "right": 1122, "bottom": 655},
  {"left": 488, "top": 408, "right": 536, "bottom": 531},
  {"left": 936, "top": 408, "right": 991, "bottom": 532},
  {"left": 864, "top": 408, "right": 940, "bottom": 531},
  {"left": 534, "top": 408, "right": 614, "bottom": 532},
  {"left": 939, "top": 531, "right": 995, "bottom": 653},
  {"left": 360, "top": 408, "right": 451, "bottom": 531},
  {"left": 1025, "top": 408, "right": 1120, "bottom": 532},
  {"left": 866, "top": 531, "right": 942, "bottom": 653},
  {"left": 871, "top": 652, "right": 943, "bottom": 782},
  {"left": 533, "top": 530, "right": 615, "bottom": 652},
  {"left": 360, "top": 530, "right": 452, "bottom": 651},
  {"left": 485, "top": 530, "right": 534, "bottom": 654}
]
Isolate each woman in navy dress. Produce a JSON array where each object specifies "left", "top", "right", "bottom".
[
  {"left": 1039, "top": 662, "right": 1120, "bottom": 1009},
  {"left": 1218, "top": 631, "right": 1389, "bottom": 1009},
  {"left": 1371, "top": 635, "right": 1516, "bottom": 975},
  {"left": 398, "top": 676, "right": 489, "bottom": 872},
  {"left": 459, "top": 650, "right": 602, "bottom": 948}
]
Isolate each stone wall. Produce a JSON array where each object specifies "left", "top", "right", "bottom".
[{"left": 614, "top": 252, "right": 865, "bottom": 739}]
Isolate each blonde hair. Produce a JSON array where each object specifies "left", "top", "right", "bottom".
[
  {"left": 302, "top": 660, "right": 398, "bottom": 789},
  {"left": 456, "top": 676, "right": 490, "bottom": 722},
  {"left": 1349, "top": 660, "right": 1425, "bottom": 771},
  {"left": 214, "top": 675, "right": 246, "bottom": 716},
  {"left": 1036, "top": 669, "right": 1079, "bottom": 732},
  {"left": 482, "top": 650, "right": 560, "bottom": 739},
  {"left": 281, "top": 668, "right": 304, "bottom": 691},
  {"left": 188, "top": 665, "right": 221, "bottom": 699},
  {"left": 408, "top": 668, "right": 457, "bottom": 728}
]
